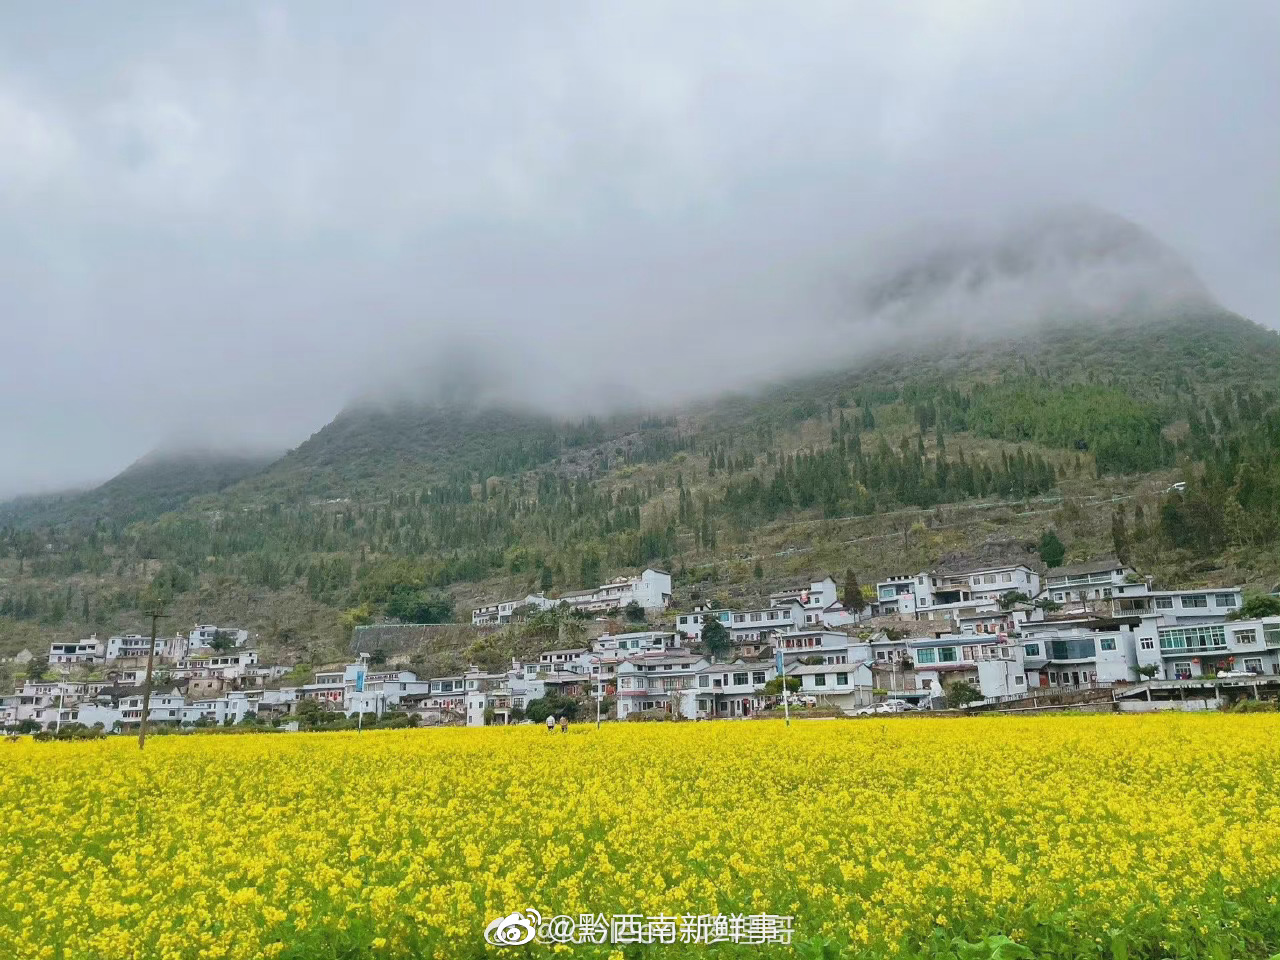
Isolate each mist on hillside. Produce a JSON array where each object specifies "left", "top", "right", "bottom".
[{"left": 1, "top": 1, "right": 1276, "bottom": 496}]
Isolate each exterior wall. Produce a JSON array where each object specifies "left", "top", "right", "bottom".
[{"left": 1138, "top": 617, "right": 1280, "bottom": 679}]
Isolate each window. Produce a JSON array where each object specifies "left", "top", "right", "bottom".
[
  {"left": 1244, "top": 658, "right": 1263, "bottom": 674},
  {"left": 1140, "top": 637, "right": 1155, "bottom": 650},
  {"left": 1233, "top": 629, "right": 1258, "bottom": 645},
  {"left": 938, "top": 647, "right": 958, "bottom": 663},
  {"left": 1159, "top": 624, "right": 1227, "bottom": 652},
  {"left": 1015, "top": 676, "right": 1025, "bottom": 685},
  {"left": 752, "top": 672, "right": 766, "bottom": 685},
  {"left": 751, "top": 613, "right": 761, "bottom": 623},
  {"left": 698, "top": 675, "right": 709, "bottom": 688},
  {"left": 1024, "top": 643, "right": 1041, "bottom": 657},
  {"left": 1099, "top": 638, "right": 1116, "bottom": 651},
  {"left": 733, "top": 614, "right": 745, "bottom": 624},
  {"left": 1179, "top": 595, "right": 1208, "bottom": 609},
  {"left": 814, "top": 674, "right": 827, "bottom": 687},
  {"left": 916, "top": 648, "right": 937, "bottom": 665},
  {"left": 1054, "top": 593, "right": 1065, "bottom": 602},
  {"left": 1048, "top": 672, "right": 1058, "bottom": 684},
  {"left": 1002, "top": 573, "right": 1012, "bottom": 583},
  {"left": 733, "top": 673, "right": 748, "bottom": 686},
  {"left": 1266, "top": 625, "right": 1280, "bottom": 648},
  {"left": 836, "top": 673, "right": 848, "bottom": 686},
  {"left": 1215, "top": 593, "right": 1237, "bottom": 607},
  {"left": 1154, "top": 597, "right": 1174, "bottom": 609}
]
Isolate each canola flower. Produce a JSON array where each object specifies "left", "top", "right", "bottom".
[{"left": 2, "top": 715, "right": 1280, "bottom": 959}]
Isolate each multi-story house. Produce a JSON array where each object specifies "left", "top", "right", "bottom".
[
  {"left": 909, "top": 635, "right": 1028, "bottom": 700},
  {"left": 877, "top": 565, "right": 1040, "bottom": 621},
  {"left": 557, "top": 568, "right": 673, "bottom": 614},
  {"left": 614, "top": 651, "right": 708, "bottom": 719},
  {"left": 1134, "top": 616, "right": 1280, "bottom": 680},
  {"left": 690, "top": 660, "right": 777, "bottom": 718},
  {"left": 181, "top": 693, "right": 257, "bottom": 726},
  {"left": 774, "top": 630, "right": 852, "bottom": 666},
  {"left": 48, "top": 637, "right": 104, "bottom": 671},
  {"left": 105, "top": 634, "right": 181, "bottom": 662},
  {"left": 537, "top": 647, "right": 592, "bottom": 672},
  {"left": 471, "top": 593, "right": 557, "bottom": 626},
  {"left": 1040, "top": 559, "right": 1140, "bottom": 607},
  {"left": 77, "top": 687, "right": 185, "bottom": 730},
  {"left": 728, "top": 605, "right": 801, "bottom": 654},
  {"left": 789, "top": 661, "right": 875, "bottom": 712},
  {"left": 187, "top": 624, "right": 250, "bottom": 648},
  {"left": 1018, "top": 616, "right": 1141, "bottom": 688},
  {"left": 1111, "top": 586, "right": 1244, "bottom": 623},
  {"left": 674, "top": 608, "right": 733, "bottom": 643}
]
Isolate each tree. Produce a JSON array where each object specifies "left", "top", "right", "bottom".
[
  {"left": 385, "top": 589, "right": 454, "bottom": 624},
  {"left": 1111, "top": 507, "right": 1131, "bottom": 564},
  {"left": 295, "top": 699, "right": 324, "bottom": 728},
  {"left": 998, "top": 590, "right": 1031, "bottom": 611},
  {"left": 842, "top": 569, "right": 867, "bottom": 613},
  {"left": 943, "top": 681, "right": 983, "bottom": 709},
  {"left": 624, "top": 601, "right": 647, "bottom": 624},
  {"left": 700, "top": 616, "right": 731, "bottom": 661},
  {"left": 1034, "top": 597, "right": 1063, "bottom": 612},
  {"left": 579, "top": 550, "right": 602, "bottom": 589},
  {"left": 760, "top": 675, "right": 801, "bottom": 695},
  {"left": 539, "top": 566, "right": 554, "bottom": 592},
  {"left": 209, "top": 630, "right": 235, "bottom": 652},
  {"left": 1229, "top": 594, "right": 1280, "bottom": 621},
  {"left": 753, "top": 561, "right": 764, "bottom": 580},
  {"left": 1038, "top": 529, "right": 1065, "bottom": 568},
  {"left": 1136, "top": 664, "right": 1160, "bottom": 679},
  {"left": 24, "top": 655, "right": 49, "bottom": 682}
]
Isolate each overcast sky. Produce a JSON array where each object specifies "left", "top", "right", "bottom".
[{"left": 2, "top": 1, "right": 1276, "bottom": 497}]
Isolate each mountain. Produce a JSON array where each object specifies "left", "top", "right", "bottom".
[
  {"left": 1, "top": 207, "right": 1277, "bottom": 663},
  {"left": 0, "top": 448, "right": 276, "bottom": 529}
]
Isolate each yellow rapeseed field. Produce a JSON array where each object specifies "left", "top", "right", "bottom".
[{"left": 3, "top": 715, "right": 1280, "bottom": 960}]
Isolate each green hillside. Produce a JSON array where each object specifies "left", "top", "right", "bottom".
[{"left": 0, "top": 298, "right": 1276, "bottom": 671}]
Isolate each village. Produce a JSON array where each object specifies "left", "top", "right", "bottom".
[{"left": 3, "top": 559, "right": 1279, "bottom": 735}]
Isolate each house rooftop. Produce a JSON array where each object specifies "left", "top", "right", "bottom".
[{"left": 1046, "top": 558, "right": 1129, "bottom": 578}]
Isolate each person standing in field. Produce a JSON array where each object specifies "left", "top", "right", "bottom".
[
  {"left": 546, "top": 715, "right": 555, "bottom": 733},
  {"left": 560, "top": 716, "right": 568, "bottom": 734}
]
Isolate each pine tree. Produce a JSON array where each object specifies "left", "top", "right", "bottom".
[
  {"left": 842, "top": 569, "right": 866, "bottom": 613},
  {"left": 1038, "top": 529, "right": 1066, "bottom": 568},
  {"left": 1111, "top": 507, "right": 1131, "bottom": 563}
]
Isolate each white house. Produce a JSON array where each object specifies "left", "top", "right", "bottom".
[
  {"left": 187, "top": 624, "right": 250, "bottom": 648},
  {"left": 1111, "top": 586, "right": 1244, "bottom": 623},
  {"left": 770, "top": 576, "right": 840, "bottom": 610},
  {"left": 614, "top": 651, "right": 708, "bottom": 719},
  {"left": 471, "top": 593, "right": 557, "bottom": 626},
  {"left": 181, "top": 693, "right": 257, "bottom": 726},
  {"left": 690, "top": 660, "right": 778, "bottom": 718},
  {"left": 105, "top": 634, "right": 181, "bottom": 661},
  {"left": 674, "top": 608, "right": 733, "bottom": 643},
  {"left": 1018, "top": 616, "right": 1141, "bottom": 688},
  {"left": 774, "top": 630, "right": 852, "bottom": 666},
  {"left": 1040, "top": 559, "right": 1140, "bottom": 606},
  {"left": 789, "top": 661, "right": 875, "bottom": 713},
  {"left": 909, "top": 636, "right": 1028, "bottom": 700},
  {"left": 558, "top": 568, "right": 673, "bottom": 614},
  {"left": 1134, "top": 616, "right": 1280, "bottom": 680},
  {"left": 48, "top": 637, "right": 104, "bottom": 671}
]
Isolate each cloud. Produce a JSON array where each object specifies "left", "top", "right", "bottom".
[{"left": 0, "top": 0, "right": 1276, "bottom": 496}]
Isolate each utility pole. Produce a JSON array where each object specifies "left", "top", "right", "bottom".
[{"left": 138, "top": 607, "right": 169, "bottom": 750}]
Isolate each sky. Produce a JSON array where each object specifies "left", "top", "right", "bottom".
[{"left": 1, "top": 1, "right": 1277, "bottom": 497}]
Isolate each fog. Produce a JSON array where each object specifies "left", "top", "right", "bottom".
[{"left": 2, "top": 1, "right": 1277, "bottom": 497}]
